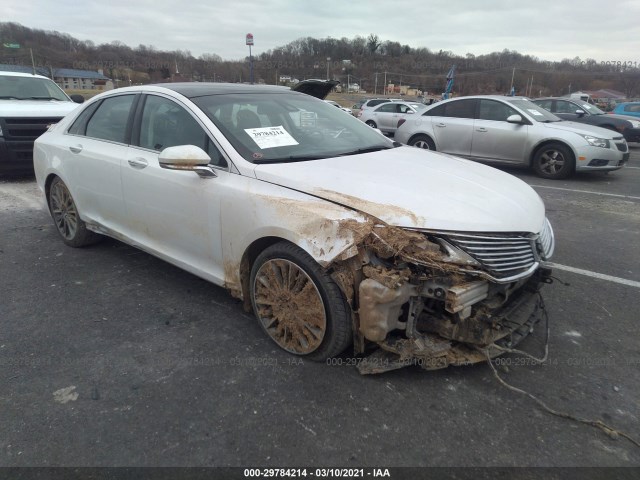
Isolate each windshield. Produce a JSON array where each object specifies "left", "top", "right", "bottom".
[
  {"left": 575, "top": 101, "right": 605, "bottom": 115},
  {"left": 193, "top": 92, "right": 394, "bottom": 164},
  {"left": 0, "top": 75, "right": 69, "bottom": 101},
  {"left": 508, "top": 99, "right": 562, "bottom": 122}
]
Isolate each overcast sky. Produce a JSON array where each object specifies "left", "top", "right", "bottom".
[{"left": 4, "top": 0, "right": 640, "bottom": 63}]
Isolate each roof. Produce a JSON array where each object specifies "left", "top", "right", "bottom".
[
  {"left": 0, "top": 69, "right": 49, "bottom": 80},
  {"left": 0, "top": 64, "right": 109, "bottom": 80},
  {"left": 53, "top": 68, "right": 109, "bottom": 80},
  {"left": 157, "top": 82, "right": 305, "bottom": 98},
  {"left": 0, "top": 64, "right": 49, "bottom": 76}
]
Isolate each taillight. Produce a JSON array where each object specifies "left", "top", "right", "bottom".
[
  {"left": 397, "top": 118, "right": 406, "bottom": 128},
  {"left": 357, "top": 111, "right": 362, "bottom": 117}
]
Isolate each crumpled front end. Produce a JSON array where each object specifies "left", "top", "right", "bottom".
[{"left": 328, "top": 219, "right": 554, "bottom": 374}]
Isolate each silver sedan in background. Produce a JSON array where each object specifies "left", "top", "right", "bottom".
[
  {"left": 358, "top": 101, "right": 427, "bottom": 135},
  {"left": 395, "top": 95, "right": 629, "bottom": 179}
]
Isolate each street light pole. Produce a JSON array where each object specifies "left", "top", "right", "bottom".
[{"left": 326, "top": 57, "right": 331, "bottom": 80}]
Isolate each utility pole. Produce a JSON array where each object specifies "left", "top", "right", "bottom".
[
  {"left": 374, "top": 72, "right": 378, "bottom": 95},
  {"left": 383, "top": 71, "right": 387, "bottom": 96},
  {"left": 30, "top": 48, "right": 36, "bottom": 75},
  {"left": 509, "top": 67, "right": 515, "bottom": 94},
  {"left": 326, "top": 57, "right": 331, "bottom": 80}
]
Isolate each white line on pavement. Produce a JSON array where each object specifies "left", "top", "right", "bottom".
[
  {"left": 546, "top": 262, "right": 640, "bottom": 288},
  {"left": 530, "top": 185, "right": 640, "bottom": 200}
]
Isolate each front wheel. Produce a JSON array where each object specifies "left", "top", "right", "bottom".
[
  {"left": 533, "top": 143, "right": 575, "bottom": 179},
  {"left": 409, "top": 134, "right": 436, "bottom": 150},
  {"left": 365, "top": 120, "right": 377, "bottom": 128},
  {"left": 250, "top": 242, "right": 352, "bottom": 361},
  {"left": 48, "top": 177, "right": 102, "bottom": 247}
]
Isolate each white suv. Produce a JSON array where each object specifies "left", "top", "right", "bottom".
[{"left": 0, "top": 71, "right": 83, "bottom": 175}]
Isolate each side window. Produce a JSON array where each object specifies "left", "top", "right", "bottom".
[
  {"left": 555, "top": 101, "right": 579, "bottom": 114},
  {"left": 477, "top": 100, "right": 517, "bottom": 121},
  {"left": 397, "top": 104, "right": 412, "bottom": 113},
  {"left": 424, "top": 104, "right": 446, "bottom": 116},
  {"left": 137, "top": 95, "right": 227, "bottom": 168},
  {"left": 376, "top": 103, "right": 396, "bottom": 113},
  {"left": 444, "top": 99, "right": 476, "bottom": 119},
  {"left": 85, "top": 95, "right": 135, "bottom": 143},
  {"left": 68, "top": 101, "right": 101, "bottom": 135},
  {"left": 625, "top": 104, "right": 640, "bottom": 112},
  {"left": 535, "top": 100, "right": 553, "bottom": 112}
]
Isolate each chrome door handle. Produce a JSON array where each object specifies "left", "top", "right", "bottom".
[
  {"left": 69, "top": 145, "right": 83, "bottom": 153},
  {"left": 127, "top": 158, "right": 148, "bottom": 169},
  {"left": 476, "top": 128, "right": 488, "bottom": 132},
  {"left": 435, "top": 123, "right": 446, "bottom": 127}
]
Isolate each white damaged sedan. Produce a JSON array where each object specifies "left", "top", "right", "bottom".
[{"left": 34, "top": 82, "right": 554, "bottom": 373}]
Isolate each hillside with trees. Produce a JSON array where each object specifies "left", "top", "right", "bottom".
[{"left": 1, "top": 22, "right": 639, "bottom": 98}]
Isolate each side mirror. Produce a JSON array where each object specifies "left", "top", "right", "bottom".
[
  {"left": 506, "top": 114, "right": 524, "bottom": 124},
  {"left": 70, "top": 94, "right": 85, "bottom": 104},
  {"left": 159, "top": 145, "right": 216, "bottom": 178},
  {"left": 576, "top": 109, "right": 586, "bottom": 116},
  {"left": 405, "top": 110, "right": 414, "bottom": 114}
]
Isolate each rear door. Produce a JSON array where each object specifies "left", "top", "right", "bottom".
[
  {"left": 61, "top": 93, "right": 138, "bottom": 231},
  {"left": 426, "top": 99, "right": 476, "bottom": 157},
  {"left": 371, "top": 102, "right": 398, "bottom": 131},
  {"left": 470, "top": 99, "right": 528, "bottom": 164}
]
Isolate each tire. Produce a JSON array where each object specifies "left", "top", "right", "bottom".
[
  {"left": 250, "top": 241, "right": 352, "bottom": 361},
  {"left": 48, "top": 177, "right": 102, "bottom": 247},
  {"left": 532, "top": 143, "right": 575, "bottom": 179},
  {"left": 409, "top": 134, "right": 436, "bottom": 150},
  {"left": 365, "top": 120, "right": 377, "bottom": 128}
]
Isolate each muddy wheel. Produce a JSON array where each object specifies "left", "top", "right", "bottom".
[
  {"left": 365, "top": 120, "right": 377, "bottom": 128},
  {"left": 533, "top": 143, "right": 575, "bottom": 179},
  {"left": 250, "top": 242, "right": 352, "bottom": 361},
  {"left": 409, "top": 134, "right": 436, "bottom": 150},
  {"left": 48, "top": 177, "right": 102, "bottom": 247}
]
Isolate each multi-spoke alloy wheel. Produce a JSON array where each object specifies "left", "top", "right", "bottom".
[
  {"left": 50, "top": 180, "right": 78, "bottom": 240},
  {"left": 250, "top": 242, "right": 352, "bottom": 360},
  {"left": 47, "top": 177, "right": 101, "bottom": 247},
  {"left": 253, "top": 259, "right": 326, "bottom": 354},
  {"left": 533, "top": 143, "right": 575, "bottom": 179}
]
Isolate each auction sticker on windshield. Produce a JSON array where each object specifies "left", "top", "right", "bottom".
[
  {"left": 244, "top": 126, "right": 299, "bottom": 149},
  {"left": 527, "top": 109, "right": 544, "bottom": 116}
]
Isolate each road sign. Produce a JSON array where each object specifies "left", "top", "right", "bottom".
[
  {"left": 246, "top": 33, "right": 254, "bottom": 46},
  {"left": 3, "top": 43, "right": 20, "bottom": 49}
]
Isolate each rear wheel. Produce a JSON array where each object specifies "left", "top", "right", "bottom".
[
  {"left": 48, "top": 177, "right": 102, "bottom": 247},
  {"left": 250, "top": 242, "right": 352, "bottom": 361},
  {"left": 409, "top": 134, "right": 436, "bottom": 150},
  {"left": 533, "top": 143, "right": 575, "bottom": 179},
  {"left": 365, "top": 120, "right": 377, "bottom": 128}
]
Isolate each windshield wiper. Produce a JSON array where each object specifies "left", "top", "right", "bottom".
[
  {"left": 337, "top": 145, "right": 394, "bottom": 157},
  {"left": 24, "top": 96, "right": 61, "bottom": 100},
  {"left": 253, "top": 155, "right": 328, "bottom": 164}
]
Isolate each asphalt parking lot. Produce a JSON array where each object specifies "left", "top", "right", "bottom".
[{"left": 1, "top": 146, "right": 639, "bottom": 469}]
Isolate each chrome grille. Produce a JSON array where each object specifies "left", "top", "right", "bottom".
[
  {"left": 536, "top": 218, "right": 554, "bottom": 260},
  {"left": 444, "top": 233, "right": 537, "bottom": 278}
]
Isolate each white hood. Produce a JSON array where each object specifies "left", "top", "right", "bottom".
[
  {"left": 254, "top": 147, "right": 546, "bottom": 233},
  {"left": 0, "top": 100, "right": 80, "bottom": 117}
]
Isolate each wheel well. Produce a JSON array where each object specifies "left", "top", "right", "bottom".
[
  {"left": 239, "top": 236, "right": 291, "bottom": 311},
  {"left": 44, "top": 174, "right": 59, "bottom": 212},
  {"left": 408, "top": 133, "right": 435, "bottom": 146},
  {"left": 530, "top": 141, "right": 575, "bottom": 167}
]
